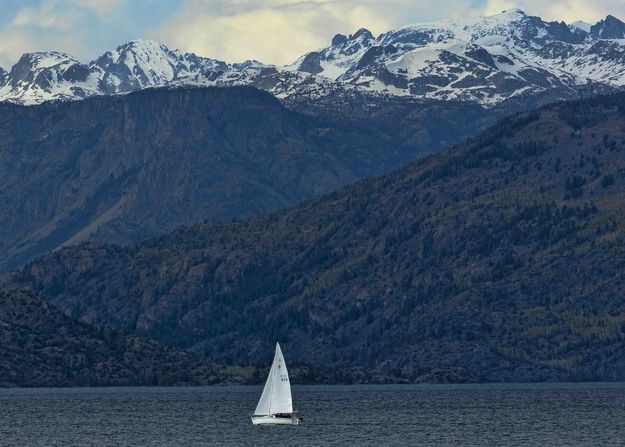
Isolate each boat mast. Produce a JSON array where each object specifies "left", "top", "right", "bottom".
[{"left": 268, "top": 345, "right": 277, "bottom": 414}]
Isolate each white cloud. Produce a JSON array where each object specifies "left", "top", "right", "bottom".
[
  {"left": 13, "top": 1, "right": 79, "bottom": 31},
  {"left": 153, "top": 1, "right": 377, "bottom": 65},
  {"left": 0, "top": 0, "right": 125, "bottom": 68},
  {"left": 154, "top": 0, "right": 625, "bottom": 65},
  {"left": 72, "top": 0, "right": 122, "bottom": 14},
  {"left": 152, "top": 0, "right": 480, "bottom": 64},
  {"left": 11, "top": 0, "right": 122, "bottom": 31},
  {"left": 483, "top": 0, "right": 516, "bottom": 16},
  {"left": 483, "top": 0, "right": 625, "bottom": 23},
  {"left": 0, "top": 33, "right": 38, "bottom": 69}
]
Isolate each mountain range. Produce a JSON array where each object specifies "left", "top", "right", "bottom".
[
  {"left": 3, "top": 9, "right": 625, "bottom": 386},
  {"left": 7, "top": 92, "right": 625, "bottom": 382},
  {"left": 1, "top": 9, "right": 625, "bottom": 106}
]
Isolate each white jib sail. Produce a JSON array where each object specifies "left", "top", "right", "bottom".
[{"left": 254, "top": 342, "right": 293, "bottom": 415}]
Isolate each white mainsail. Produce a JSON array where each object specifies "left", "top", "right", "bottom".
[{"left": 254, "top": 342, "right": 293, "bottom": 416}]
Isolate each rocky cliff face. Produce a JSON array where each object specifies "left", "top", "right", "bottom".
[
  {"left": 0, "top": 289, "right": 245, "bottom": 387},
  {"left": 9, "top": 93, "right": 625, "bottom": 382},
  {"left": 590, "top": 15, "right": 625, "bottom": 39}
]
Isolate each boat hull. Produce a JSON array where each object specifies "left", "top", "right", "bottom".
[{"left": 251, "top": 415, "right": 302, "bottom": 426}]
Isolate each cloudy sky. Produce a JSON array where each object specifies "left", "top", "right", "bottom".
[{"left": 0, "top": 0, "right": 624, "bottom": 68}]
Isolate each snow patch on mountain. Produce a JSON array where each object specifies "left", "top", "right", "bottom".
[
  {"left": 0, "top": 52, "right": 100, "bottom": 104},
  {"left": 570, "top": 21, "right": 592, "bottom": 33},
  {"left": 1, "top": 11, "right": 625, "bottom": 106},
  {"left": 289, "top": 9, "right": 625, "bottom": 104}
]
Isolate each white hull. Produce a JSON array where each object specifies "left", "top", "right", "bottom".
[{"left": 251, "top": 415, "right": 302, "bottom": 426}]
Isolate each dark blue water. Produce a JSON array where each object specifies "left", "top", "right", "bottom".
[{"left": 1, "top": 383, "right": 624, "bottom": 446}]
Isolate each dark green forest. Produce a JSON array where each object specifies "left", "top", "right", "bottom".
[
  {"left": 0, "top": 289, "right": 247, "bottom": 387},
  {"left": 0, "top": 86, "right": 495, "bottom": 274},
  {"left": 7, "top": 92, "right": 625, "bottom": 382}
]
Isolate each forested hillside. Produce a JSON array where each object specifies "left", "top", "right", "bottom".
[
  {"left": 0, "top": 289, "right": 247, "bottom": 387},
  {"left": 0, "top": 86, "right": 494, "bottom": 274},
  {"left": 7, "top": 93, "right": 625, "bottom": 382}
]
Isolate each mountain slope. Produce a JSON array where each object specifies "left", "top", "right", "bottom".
[
  {"left": 0, "top": 289, "right": 245, "bottom": 387},
  {"left": 8, "top": 93, "right": 625, "bottom": 382},
  {"left": 0, "top": 86, "right": 495, "bottom": 274},
  {"left": 1, "top": 11, "right": 625, "bottom": 106}
]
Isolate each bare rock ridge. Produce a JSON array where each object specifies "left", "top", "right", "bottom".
[
  {"left": 590, "top": 15, "right": 625, "bottom": 39},
  {"left": 1, "top": 11, "right": 625, "bottom": 105}
]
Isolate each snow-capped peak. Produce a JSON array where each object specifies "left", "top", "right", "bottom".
[
  {"left": 15, "top": 51, "right": 78, "bottom": 69},
  {"left": 96, "top": 39, "right": 175, "bottom": 65},
  {"left": 570, "top": 20, "right": 591, "bottom": 33},
  {"left": 234, "top": 59, "right": 271, "bottom": 70},
  {"left": 91, "top": 40, "right": 229, "bottom": 94},
  {"left": 288, "top": 9, "right": 625, "bottom": 105},
  {"left": 0, "top": 51, "right": 98, "bottom": 105},
  {"left": 2, "top": 10, "right": 625, "bottom": 107},
  {"left": 7, "top": 51, "right": 85, "bottom": 85},
  {"left": 94, "top": 40, "right": 186, "bottom": 90}
]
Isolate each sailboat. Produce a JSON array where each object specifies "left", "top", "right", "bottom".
[{"left": 251, "top": 342, "right": 302, "bottom": 425}]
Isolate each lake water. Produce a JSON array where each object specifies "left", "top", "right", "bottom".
[{"left": 1, "top": 383, "right": 624, "bottom": 446}]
